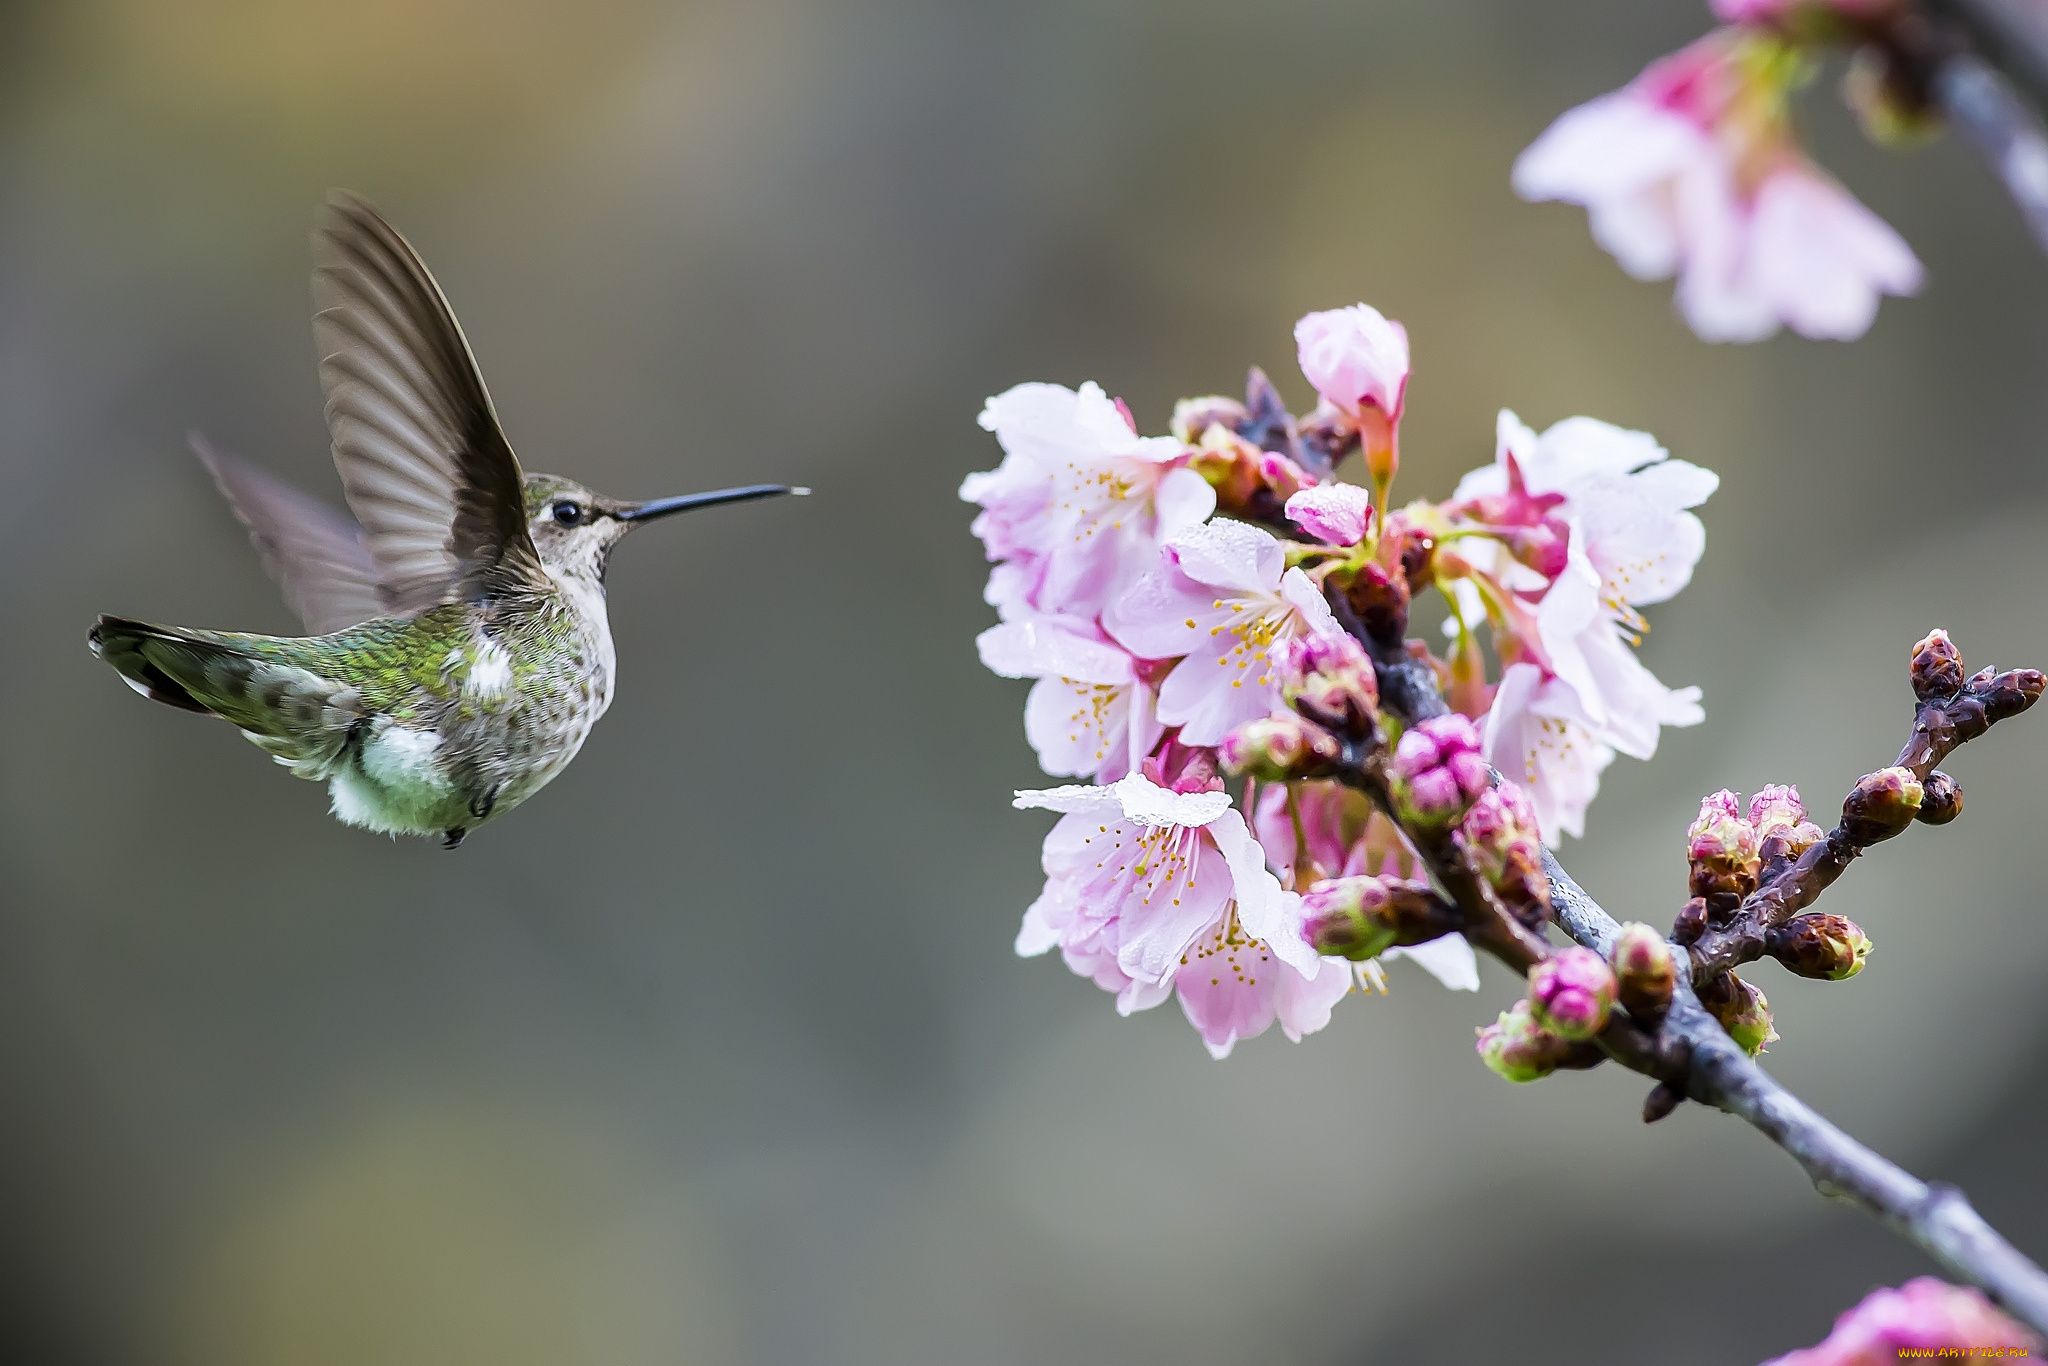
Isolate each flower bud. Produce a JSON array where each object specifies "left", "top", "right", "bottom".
[
  {"left": 1641, "top": 1081, "right": 1683, "bottom": 1124},
  {"left": 1296, "top": 403, "right": 1360, "bottom": 478},
  {"left": 1283, "top": 481, "right": 1373, "bottom": 547},
  {"left": 1840, "top": 766, "right": 1923, "bottom": 845},
  {"left": 1170, "top": 395, "right": 1250, "bottom": 445},
  {"left": 1915, "top": 769, "right": 1962, "bottom": 826},
  {"left": 1526, "top": 946, "right": 1616, "bottom": 1042},
  {"left": 1844, "top": 47, "right": 1944, "bottom": 149},
  {"left": 1746, "top": 784, "right": 1806, "bottom": 840},
  {"left": 1280, "top": 632, "right": 1378, "bottom": 738},
  {"left": 1767, "top": 914, "right": 1872, "bottom": 981},
  {"left": 1702, "top": 972, "right": 1778, "bottom": 1056},
  {"left": 1218, "top": 713, "right": 1340, "bottom": 782},
  {"left": 1687, "top": 790, "right": 1760, "bottom": 897},
  {"left": 1454, "top": 784, "right": 1552, "bottom": 921},
  {"left": 1981, "top": 668, "right": 2046, "bottom": 726},
  {"left": 1910, "top": 627, "right": 1964, "bottom": 702},
  {"left": 1609, "top": 922, "right": 1678, "bottom": 1023},
  {"left": 1298, "top": 875, "right": 1454, "bottom": 960},
  {"left": 1389, "top": 714, "right": 1490, "bottom": 830},
  {"left": 1476, "top": 999, "right": 1568, "bottom": 1083}
]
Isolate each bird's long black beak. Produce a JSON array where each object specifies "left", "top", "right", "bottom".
[{"left": 615, "top": 484, "right": 810, "bottom": 523}]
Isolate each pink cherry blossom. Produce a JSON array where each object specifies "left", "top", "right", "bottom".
[
  {"left": 977, "top": 613, "right": 1162, "bottom": 780},
  {"left": 1106, "top": 519, "right": 1343, "bottom": 746},
  {"left": 1512, "top": 31, "right": 1920, "bottom": 343},
  {"left": 1294, "top": 305, "right": 1410, "bottom": 418},
  {"left": 1284, "top": 482, "right": 1374, "bottom": 546},
  {"left": 963, "top": 381, "right": 1217, "bottom": 620},
  {"left": 1482, "top": 662, "right": 1618, "bottom": 844},
  {"left": 1453, "top": 412, "right": 1709, "bottom": 810},
  {"left": 1013, "top": 769, "right": 1358, "bottom": 1058},
  {"left": 1762, "top": 1277, "right": 2038, "bottom": 1365},
  {"left": 1713, "top": 0, "right": 1897, "bottom": 21}
]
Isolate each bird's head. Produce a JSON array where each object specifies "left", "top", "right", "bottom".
[{"left": 521, "top": 473, "right": 806, "bottom": 585}]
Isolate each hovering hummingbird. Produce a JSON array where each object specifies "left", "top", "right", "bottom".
[{"left": 89, "top": 193, "right": 805, "bottom": 848}]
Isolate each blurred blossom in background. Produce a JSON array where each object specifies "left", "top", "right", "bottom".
[{"left": 0, "top": 1, "right": 2044, "bottom": 1363}]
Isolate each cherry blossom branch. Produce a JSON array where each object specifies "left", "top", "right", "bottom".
[
  {"left": 1926, "top": 0, "right": 2048, "bottom": 113},
  {"left": 1934, "top": 50, "right": 2048, "bottom": 254},
  {"left": 1686, "top": 643, "right": 2044, "bottom": 980},
  {"left": 1544, "top": 851, "right": 2048, "bottom": 1335},
  {"left": 1876, "top": 2, "right": 2048, "bottom": 255},
  {"left": 1342, "top": 622, "right": 2048, "bottom": 1333}
]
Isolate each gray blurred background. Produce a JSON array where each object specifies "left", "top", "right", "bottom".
[{"left": 0, "top": 0, "right": 2043, "bottom": 1361}]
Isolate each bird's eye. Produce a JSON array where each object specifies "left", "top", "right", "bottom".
[{"left": 551, "top": 501, "right": 582, "bottom": 526}]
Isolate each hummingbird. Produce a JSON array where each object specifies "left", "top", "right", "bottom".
[{"left": 89, "top": 192, "right": 805, "bottom": 849}]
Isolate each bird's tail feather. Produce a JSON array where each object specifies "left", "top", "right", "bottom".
[{"left": 88, "top": 616, "right": 360, "bottom": 775}]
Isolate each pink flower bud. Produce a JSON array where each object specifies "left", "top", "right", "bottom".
[
  {"left": 1526, "top": 946, "right": 1616, "bottom": 1041},
  {"left": 1280, "top": 632, "right": 1378, "bottom": 737},
  {"left": 1476, "top": 999, "right": 1568, "bottom": 1083},
  {"left": 1840, "top": 766, "right": 1923, "bottom": 845},
  {"left": 1294, "top": 304, "right": 1409, "bottom": 420},
  {"left": 1609, "top": 922, "right": 1678, "bottom": 1022},
  {"left": 1746, "top": 784, "right": 1807, "bottom": 839},
  {"left": 1283, "top": 482, "right": 1374, "bottom": 547},
  {"left": 1766, "top": 914, "right": 1873, "bottom": 981},
  {"left": 1763, "top": 1276, "right": 2040, "bottom": 1365},
  {"left": 1390, "top": 715, "right": 1489, "bottom": 829},
  {"left": 1298, "top": 876, "right": 1400, "bottom": 961},
  {"left": 1299, "top": 874, "right": 1457, "bottom": 961},
  {"left": 1454, "top": 785, "right": 1552, "bottom": 922},
  {"left": 1218, "top": 713, "right": 1340, "bottom": 783},
  {"left": 1687, "top": 789, "right": 1760, "bottom": 896}
]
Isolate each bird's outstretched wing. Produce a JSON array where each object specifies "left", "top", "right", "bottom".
[
  {"left": 311, "top": 191, "right": 549, "bottom": 614},
  {"left": 192, "top": 432, "right": 389, "bottom": 636}
]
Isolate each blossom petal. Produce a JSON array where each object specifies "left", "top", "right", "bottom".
[
  {"left": 1108, "top": 771, "right": 1233, "bottom": 829},
  {"left": 1155, "top": 466, "right": 1219, "bottom": 539},
  {"left": 1275, "top": 956, "right": 1358, "bottom": 1041},
  {"left": 1166, "top": 519, "right": 1285, "bottom": 595},
  {"left": 1381, "top": 933, "right": 1481, "bottom": 991},
  {"left": 977, "top": 615, "right": 1134, "bottom": 683},
  {"left": 1285, "top": 482, "right": 1374, "bottom": 546}
]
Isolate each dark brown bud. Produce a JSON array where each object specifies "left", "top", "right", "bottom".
[
  {"left": 1343, "top": 561, "right": 1410, "bottom": 649},
  {"left": 1910, "top": 628, "right": 1964, "bottom": 701},
  {"left": 1672, "top": 897, "right": 1709, "bottom": 946},
  {"left": 1398, "top": 527, "right": 1436, "bottom": 596},
  {"left": 1915, "top": 770, "right": 1963, "bottom": 826},
  {"left": 1642, "top": 1081, "right": 1684, "bottom": 1124},
  {"left": 1237, "top": 366, "right": 1301, "bottom": 461},
  {"left": 1840, "top": 766, "right": 1923, "bottom": 845},
  {"left": 1981, "top": 668, "right": 2046, "bottom": 726},
  {"left": 1295, "top": 405, "right": 1359, "bottom": 479},
  {"left": 1765, "top": 914, "right": 1873, "bottom": 981}
]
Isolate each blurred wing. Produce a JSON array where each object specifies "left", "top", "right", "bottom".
[
  {"left": 311, "top": 191, "right": 548, "bottom": 613},
  {"left": 191, "top": 433, "right": 390, "bottom": 636}
]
